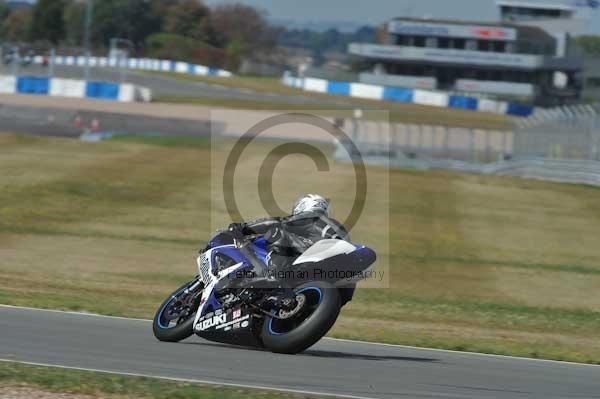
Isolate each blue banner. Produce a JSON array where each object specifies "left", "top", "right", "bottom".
[
  {"left": 327, "top": 81, "right": 351, "bottom": 96},
  {"left": 383, "top": 87, "right": 414, "bottom": 103},
  {"left": 85, "top": 81, "right": 120, "bottom": 100},
  {"left": 507, "top": 102, "right": 534, "bottom": 117},
  {"left": 16, "top": 77, "right": 49, "bottom": 95},
  {"left": 449, "top": 95, "right": 479, "bottom": 110}
]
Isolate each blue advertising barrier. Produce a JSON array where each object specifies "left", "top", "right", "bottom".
[
  {"left": 282, "top": 75, "right": 536, "bottom": 117},
  {"left": 16, "top": 76, "right": 49, "bottom": 95},
  {"left": 85, "top": 81, "right": 120, "bottom": 100},
  {"left": 383, "top": 87, "right": 414, "bottom": 103},
  {"left": 327, "top": 81, "right": 351, "bottom": 96},
  {"left": 449, "top": 95, "right": 479, "bottom": 110},
  {"left": 1, "top": 74, "right": 147, "bottom": 102},
  {"left": 506, "top": 102, "right": 534, "bottom": 117}
]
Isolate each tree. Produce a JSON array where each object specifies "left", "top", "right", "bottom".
[
  {"left": 150, "top": 0, "right": 178, "bottom": 27},
  {"left": 211, "top": 4, "right": 276, "bottom": 55},
  {"left": 92, "top": 0, "right": 161, "bottom": 49},
  {"left": 63, "top": 0, "right": 86, "bottom": 47},
  {"left": 575, "top": 35, "right": 600, "bottom": 56},
  {"left": 2, "top": 8, "right": 32, "bottom": 42},
  {"left": 0, "top": 0, "right": 10, "bottom": 39},
  {"left": 146, "top": 32, "right": 196, "bottom": 60},
  {"left": 164, "top": 0, "right": 214, "bottom": 43},
  {"left": 277, "top": 25, "right": 376, "bottom": 67},
  {"left": 30, "top": 0, "right": 66, "bottom": 44},
  {"left": 0, "top": 0, "right": 9, "bottom": 22},
  {"left": 209, "top": 3, "right": 281, "bottom": 69}
]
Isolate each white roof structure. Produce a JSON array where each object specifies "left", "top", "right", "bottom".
[
  {"left": 496, "top": 1, "right": 575, "bottom": 11},
  {"left": 496, "top": 0, "right": 594, "bottom": 40}
]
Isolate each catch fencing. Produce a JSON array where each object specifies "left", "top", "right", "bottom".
[
  {"left": 513, "top": 104, "right": 600, "bottom": 161},
  {"left": 341, "top": 118, "right": 513, "bottom": 164},
  {"left": 334, "top": 104, "right": 600, "bottom": 186}
]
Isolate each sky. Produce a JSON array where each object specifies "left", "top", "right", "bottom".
[{"left": 204, "top": 0, "right": 600, "bottom": 34}]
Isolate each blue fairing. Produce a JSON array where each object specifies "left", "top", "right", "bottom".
[
  {"left": 199, "top": 231, "right": 375, "bottom": 319},
  {"left": 251, "top": 237, "right": 270, "bottom": 265},
  {"left": 355, "top": 245, "right": 376, "bottom": 260},
  {"left": 201, "top": 290, "right": 223, "bottom": 314},
  {"left": 207, "top": 232, "right": 234, "bottom": 249},
  {"left": 213, "top": 245, "right": 249, "bottom": 265},
  {"left": 207, "top": 233, "right": 269, "bottom": 265},
  {"left": 351, "top": 246, "right": 377, "bottom": 268}
]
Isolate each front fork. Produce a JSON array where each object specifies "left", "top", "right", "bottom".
[{"left": 184, "top": 278, "right": 203, "bottom": 295}]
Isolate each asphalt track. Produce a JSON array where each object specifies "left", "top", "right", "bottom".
[{"left": 1, "top": 306, "right": 598, "bottom": 399}]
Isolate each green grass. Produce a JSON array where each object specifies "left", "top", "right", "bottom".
[
  {"left": 148, "top": 71, "right": 512, "bottom": 130},
  {"left": 109, "top": 134, "right": 212, "bottom": 149},
  {"left": 147, "top": 72, "right": 298, "bottom": 96},
  {"left": 2, "top": 133, "right": 600, "bottom": 365},
  {"left": 0, "top": 362, "right": 324, "bottom": 398}
]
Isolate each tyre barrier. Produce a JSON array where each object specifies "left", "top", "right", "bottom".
[
  {"left": 0, "top": 75, "right": 151, "bottom": 102},
  {"left": 32, "top": 55, "right": 233, "bottom": 78},
  {"left": 282, "top": 74, "right": 534, "bottom": 117}
]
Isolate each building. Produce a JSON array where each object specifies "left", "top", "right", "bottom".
[
  {"left": 497, "top": 0, "right": 595, "bottom": 55},
  {"left": 349, "top": 1, "right": 595, "bottom": 106}
]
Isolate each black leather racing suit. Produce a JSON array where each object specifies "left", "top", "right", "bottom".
[{"left": 240, "top": 212, "right": 356, "bottom": 305}]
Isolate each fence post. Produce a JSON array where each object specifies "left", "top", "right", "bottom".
[
  {"left": 591, "top": 127, "right": 596, "bottom": 161},
  {"left": 351, "top": 118, "right": 359, "bottom": 144},
  {"left": 48, "top": 48, "right": 56, "bottom": 78},
  {"left": 502, "top": 130, "right": 509, "bottom": 160},
  {"left": 11, "top": 46, "right": 19, "bottom": 76},
  {"left": 444, "top": 127, "right": 450, "bottom": 155},
  {"left": 469, "top": 129, "right": 476, "bottom": 163},
  {"left": 485, "top": 129, "right": 491, "bottom": 162}
]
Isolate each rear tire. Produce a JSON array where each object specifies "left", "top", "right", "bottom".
[
  {"left": 153, "top": 281, "right": 201, "bottom": 343},
  {"left": 261, "top": 281, "right": 340, "bottom": 354}
]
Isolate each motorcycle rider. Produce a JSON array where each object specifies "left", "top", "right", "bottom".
[{"left": 227, "top": 194, "right": 356, "bottom": 305}]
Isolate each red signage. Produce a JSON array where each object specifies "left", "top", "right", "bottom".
[{"left": 471, "top": 28, "right": 508, "bottom": 39}]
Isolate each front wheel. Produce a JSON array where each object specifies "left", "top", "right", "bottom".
[
  {"left": 261, "top": 281, "right": 341, "bottom": 354},
  {"left": 153, "top": 279, "right": 203, "bottom": 343}
]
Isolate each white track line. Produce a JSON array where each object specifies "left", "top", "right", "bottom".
[
  {"left": 0, "top": 304, "right": 151, "bottom": 323},
  {"left": 2, "top": 304, "right": 598, "bottom": 368},
  {"left": 0, "top": 359, "right": 378, "bottom": 399}
]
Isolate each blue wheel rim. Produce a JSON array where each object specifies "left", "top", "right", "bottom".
[
  {"left": 157, "top": 286, "right": 194, "bottom": 330},
  {"left": 268, "top": 286, "right": 323, "bottom": 336}
]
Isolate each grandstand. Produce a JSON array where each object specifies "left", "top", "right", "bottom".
[{"left": 349, "top": 0, "right": 597, "bottom": 106}]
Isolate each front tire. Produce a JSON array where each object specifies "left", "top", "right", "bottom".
[
  {"left": 261, "top": 281, "right": 341, "bottom": 354},
  {"left": 153, "top": 280, "right": 202, "bottom": 343}
]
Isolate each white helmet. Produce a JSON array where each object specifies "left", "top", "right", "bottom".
[{"left": 292, "top": 194, "right": 330, "bottom": 216}]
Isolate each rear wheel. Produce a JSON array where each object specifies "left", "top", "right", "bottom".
[
  {"left": 153, "top": 279, "right": 203, "bottom": 343},
  {"left": 261, "top": 281, "right": 340, "bottom": 354}
]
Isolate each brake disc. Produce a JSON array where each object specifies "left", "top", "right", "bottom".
[{"left": 278, "top": 294, "right": 306, "bottom": 320}]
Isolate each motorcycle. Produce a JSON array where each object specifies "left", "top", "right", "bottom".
[{"left": 152, "top": 224, "right": 376, "bottom": 354}]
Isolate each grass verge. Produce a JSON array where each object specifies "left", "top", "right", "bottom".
[
  {"left": 1, "top": 133, "right": 600, "bottom": 364},
  {"left": 0, "top": 361, "right": 324, "bottom": 398}
]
